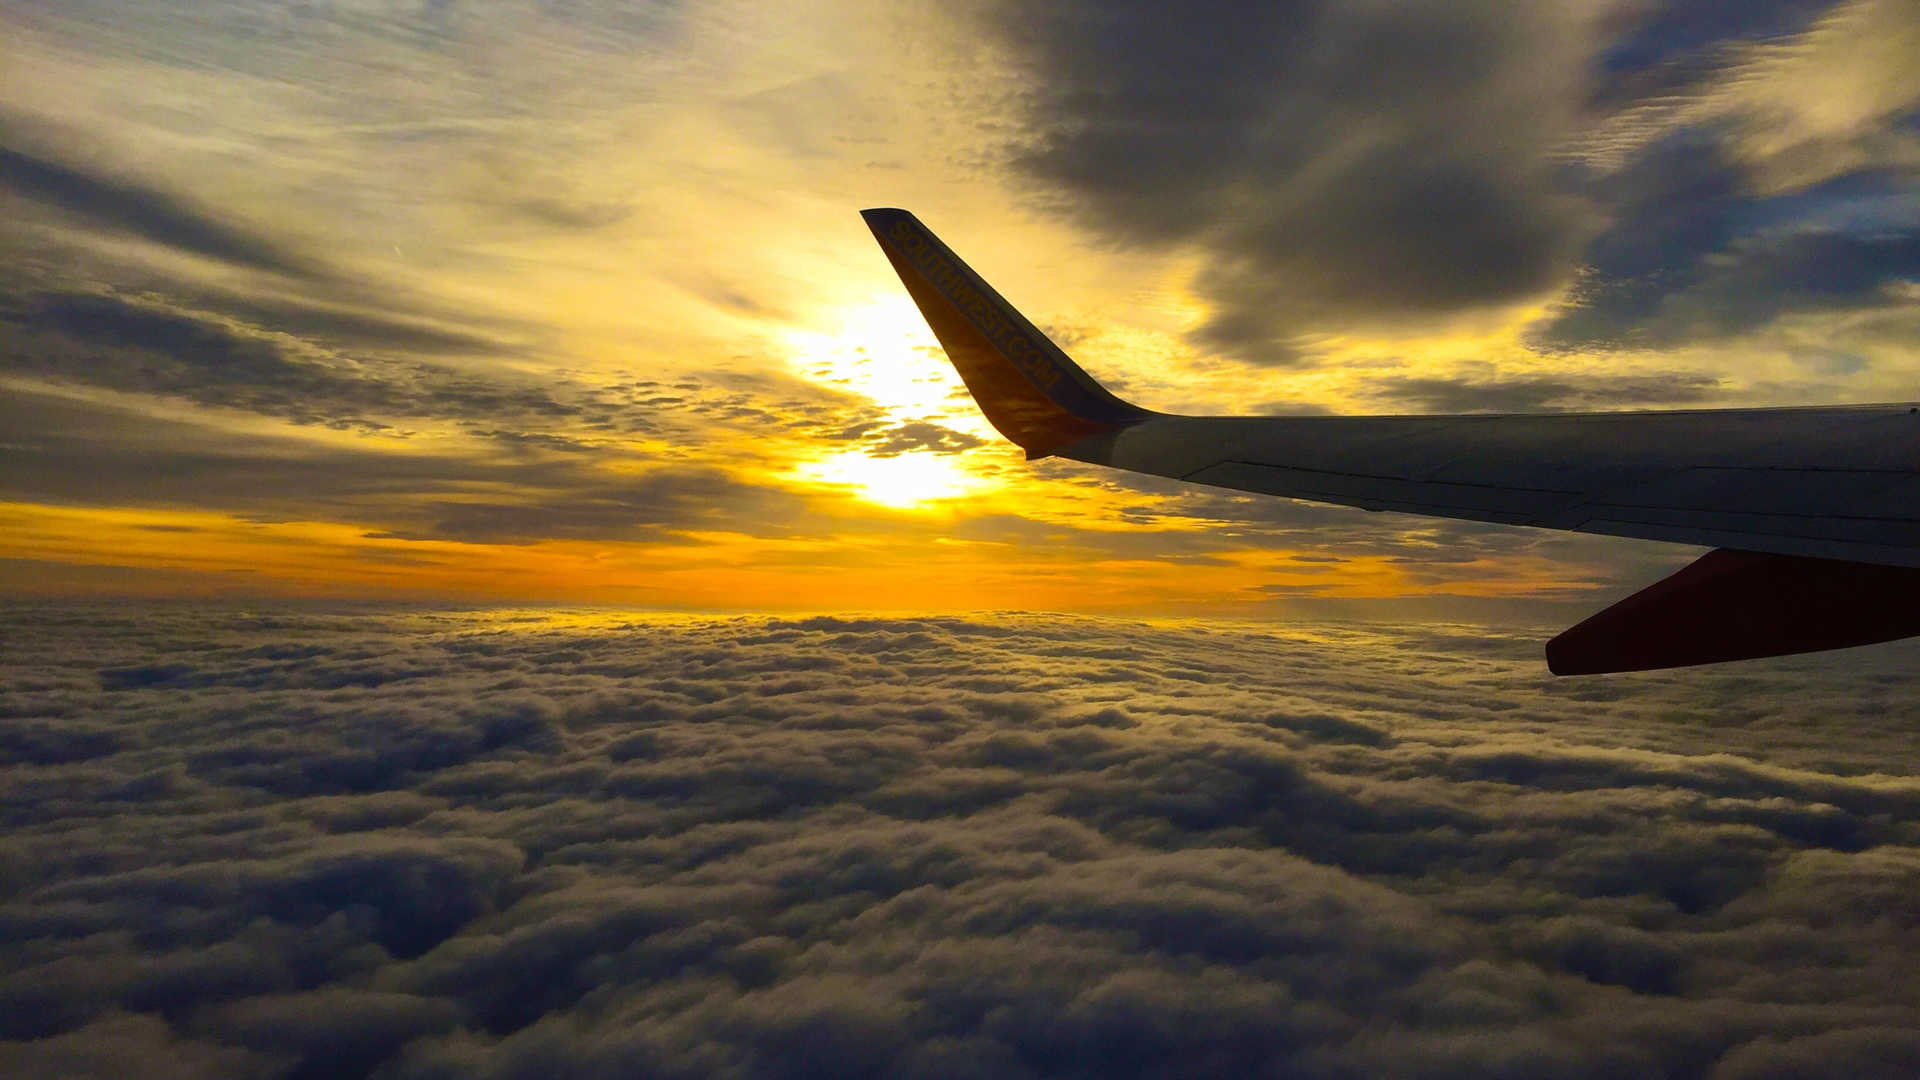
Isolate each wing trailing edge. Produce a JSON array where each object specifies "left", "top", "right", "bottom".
[{"left": 861, "top": 208, "right": 1920, "bottom": 673}]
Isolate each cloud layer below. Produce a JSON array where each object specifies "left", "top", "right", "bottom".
[{"left": 4, "top": 605, "right": 1918, "bottom": 1078}]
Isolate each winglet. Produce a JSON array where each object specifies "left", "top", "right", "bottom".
[{"left": 861, "top": 208, "right": 1150, "bottom": 458}]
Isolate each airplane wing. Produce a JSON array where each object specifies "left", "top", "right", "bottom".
[{"left": 861, "top": 207, "right": 1920, "bottom": 674}]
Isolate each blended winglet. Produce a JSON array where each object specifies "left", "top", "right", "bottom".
[{"left": 861, "top": 208, "right": 1150, "bottom": 458}]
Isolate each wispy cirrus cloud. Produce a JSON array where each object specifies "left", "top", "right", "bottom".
[
  {"left": 0, "top": 140, "right": 320, "bottom": 279},
  {"left": 1, "top": 0, "right": 1914, "bottom": 608}
]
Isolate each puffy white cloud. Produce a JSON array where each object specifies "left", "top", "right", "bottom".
[{"left": 2, "top": 605, "right": 1917, "bottom": 1077}]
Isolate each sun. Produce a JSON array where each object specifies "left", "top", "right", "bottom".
[
  {"left": 778, "top": 295, "right": 1004, "bottom": 509},
  {"left": 791, "top": 448, "right": 992, "bottom": 509},
  {"left": 783, "top": 296, "right": 994, "bottom": 437}
]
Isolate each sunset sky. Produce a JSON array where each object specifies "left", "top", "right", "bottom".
[
  {"left": 8, "top": 6, "right": 1920, "bottom": 1076},
  {"left": 4, "top": 0, "right": 1918, "bottom": 618}
]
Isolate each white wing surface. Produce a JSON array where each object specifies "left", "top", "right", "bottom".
[{"left": 1084, "top": 408, "right": 1920, "bottom": 570}]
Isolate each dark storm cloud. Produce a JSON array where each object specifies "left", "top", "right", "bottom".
[
  {"left": 977, "top": 0, "right": 1593, "bottom": 360},
  {"left": 1535, "top": 134, "right": 1920, "bottom": 350},
  {"left": 4, "top": 606, "right": 1918, "bottom": 1077},
  {"left": 983, "top": 1, "right": 1919, "bottom": 362},
  {"left": 0, "top": 141, "right": 317, "bottom": 279},
  {"left": 1368, "top": 372, "right": 1724, "bottom": 413}
]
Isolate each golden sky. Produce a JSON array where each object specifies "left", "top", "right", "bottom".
[{"left": 2, "top": 0, "right": 1917, "bottom": 618}]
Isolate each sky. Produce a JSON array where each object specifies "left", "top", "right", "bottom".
[
  {"left": 3, "top": 605, "right": 1919, "bottom": 1078},
  {"left": 5, "top": 6, "right": 1920, "bottom": 1075},
  {"left": 3, "top": 0, "right": 1917, "bottom": 621}
]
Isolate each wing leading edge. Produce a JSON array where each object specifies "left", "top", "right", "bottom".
[{"left": 860, "top": 208, "right": 1920, "bottom": 673}]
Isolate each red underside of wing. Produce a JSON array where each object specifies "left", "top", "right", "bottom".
[{"left": 1546, "top": 548, "right": 1920, "bottom": 675}]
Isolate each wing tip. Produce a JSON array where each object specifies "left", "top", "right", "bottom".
[
  {"left": 859, "top": 207, "right": 914, "bottom": 234},
  {"left": 860, "top": 207, "right": 1148, "bottom": 456}
]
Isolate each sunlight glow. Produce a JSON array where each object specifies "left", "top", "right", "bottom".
[
  {"left": 784, "top": 296, "right": 992, "bottom": 435},
  {"left": 790, "top": 449, "right": 992, "bottom": 509}
]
